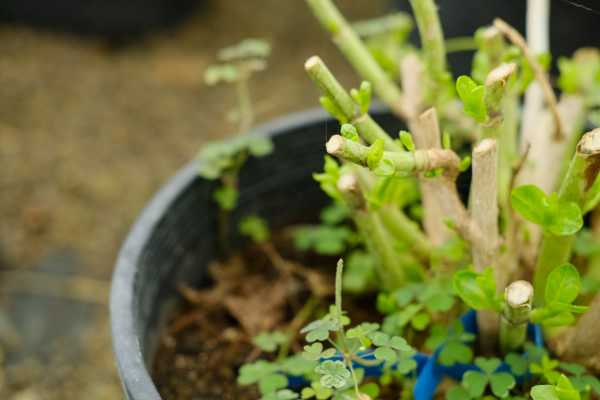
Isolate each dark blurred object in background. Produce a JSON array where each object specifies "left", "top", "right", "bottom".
[
  {"left": 396, "top": 0, "right": 600, "bottom": 76},
  {"left": 0, "top": 0, "right": 202, "bottom": 39}
]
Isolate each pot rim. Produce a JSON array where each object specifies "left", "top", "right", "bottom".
[{"left": 109, "top": 105, "right": 337, "bottom": 398}]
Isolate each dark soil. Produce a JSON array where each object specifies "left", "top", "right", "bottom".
[{"left": 152, "top": 236, "right": 387, "bottom": 400}]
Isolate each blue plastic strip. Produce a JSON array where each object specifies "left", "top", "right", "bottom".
[{"left": 413, "top": 310, "right": 544, "bottom": 400}]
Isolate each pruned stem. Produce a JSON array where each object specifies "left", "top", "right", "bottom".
[
  {"left": 326, "top": 134, "right": 460, "bottom": 176},
  {"left": 304, "top": 56, "right": 398, "bottom": 149},
  {"left": 408, "top": 0, "right": 448, "bottom": 93},
  {"left": 470, "top": 138, "right": 501, "bottom": 353},
  {"left": 534, "top": 129, "right": 600, "bottom": 306},
  {"left": 470, "top": 139, "right": 500, "bottom": 274},
  {"left": 306, "top": 0, "right": 405, "bottom": 116},
  {"left": 500, "top": 280, "right": 533, "bottom": 353},
  {"left": 493, "top": 18, "right": 562, "bottom": 141},
  {"left": 483, "top": 63, "right": 517, "bottom": 135}
]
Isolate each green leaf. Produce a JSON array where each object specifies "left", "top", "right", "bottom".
[
  {"left": 374, "top": 347, "right": 397, "bottom": 363},
  {"left": 505, "top": 353, "right": 528, "bottom": 376},
  {"left": 280, "top": 355, "right": 318, "bottom": 376},
  {"left": 247, "top": 137, "right": 274, "bottom": 157},
  {"left": 238, "top": 360, "right": 279, "bottom": 385},
  {"left": 447, "top": 386, "right": 471, "bottom": 400},
  {"left": 545, "top": 264, "right": 582, "bottom": 306},
  {"left": 511, "top": 185, "right": 583, "bottom": 236},
  {"left": 411, "top": 312, "right": 431, "bottom": 331},
  {"left": 490, "top": 372, "right": 516, "bottom": 398},
  {"left": 453, "top": 268, "right": 501, "bottom": 311},
  {"left": 439, "top": 341, "right": 473, "bottom": 366},
  {"left": 456, "top": 75, "right": 487, "bottom": 122},
  {"left": 259, "top": 374, "right": 289, "bottom": 395},
  {"left": 396, "top": 358, "right": 418, "bottom": 374},
  {"left": 301, "top": 317, "right": 338, "bottom": 343},
  {"left": 253, "top": 331, "right": 288, "bottom": 352},
  {"left": 218, "top": 38, "right": 271, "bottom": 61},
  {"left": 340, "top": 124, "right": 359, "bottom": 142},
  {"left": 320, "top": 96, "right": 348, "bottom": 123},
  {"left": 293, "top": 225, "right": 352, "bottom": 255},
  {"left": 369, "top": 332, "right": 390, "bottom": 347},
  {"left": 213, "top": 185, "right": 238, "bottom": 210},
  {"left": 475, "top": 357, "right": 501, "bottom": 374},
  {"left": 511, "top": 185, "right": 548, "bottom": 226},
  {"left": 555, "top": 374, "right": 582, "bottom": 400},
  {"left": 303, "top": 343, "right": 325, "bottom": 361},
  {"left": 346, "top": 322, "right": 380, "bottom": 340},
  {"left": 367, "top": 139, "right": 385, "bottom": 170},
  {"left": 239, "top": 215, "right": 270, "bottom": 243},
  {"left": 531, "top": 385, "right": 560, "bottom": 400},
  {"left": 463, "top": 370, "right": 488, "bottom": 398},
  {"left": 399, "top": 130, "right": 415, "bottom": 152},
  {"left": 262, "top": 389, "right": 300, "bottom": 400},
  {"left": 315, "top": 360, "right": 351, "bottom": 389}
]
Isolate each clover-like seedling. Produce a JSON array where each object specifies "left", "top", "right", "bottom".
[
  {"left": 425, "top": 321, "right": 475, "bottom": 367},
  {"left": 253, "top": 331, "right": 289, "bottom": 353},
  {"left": 238, "top": 360, "right": 289, "bottom": 396},
  {"left": 293, "top": 225, "right": 354, "bottom": 256},
  {"left": 531, "top": 264, "right": 587, "bottom": 327},
  {"left": 559, "top": 362, "right": 600, "bottom": 396},
  {"left": 511, "top": 185, "right": 583, "bottom": 237},
  {"left": 314, "top": 360, "right": 351, "bottom": 389},
  {"left": 530, "top": 374, "right": 580, "bottom": 400},
  {"left": 447, "top": 357, "right": 516, "bottom": 399}
]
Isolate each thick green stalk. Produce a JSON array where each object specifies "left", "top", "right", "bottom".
[
  {"left": 351, "top": 168, "right": 433, "bottom": 262},
  {"left": 326, "top": 134, "right": 459, "bottom": 175},
  {"left": 378, "top": 206, "right": 432, "bottom": 261},
  {"left": 305, "top": 0, "right": 405, "bottom": 114},
  {"left": 353, "top": 210, "right": 409, "bottom": 289},
  {"left": 500, "top": 280, "right": 533, "bottom": 353},
  {"left": 534, "top": 129, "right": 600, "bottom": 305},
  {"left": 304, "top": 56, "right": 398, "bottom": 149},
  {"left": 408, "top": 0, "right": 448, "bottom": 92}
]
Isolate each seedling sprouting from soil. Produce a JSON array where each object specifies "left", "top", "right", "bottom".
[{"left": 198, "top": 38, "right": 274, "bottom": 252}]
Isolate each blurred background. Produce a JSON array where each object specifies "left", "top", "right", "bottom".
[
  {"left": 0, "top": 1, "right": 387, "bottom": 398},
  {"left": 0, "top": 0, "right": 598, "bottom": 399}
]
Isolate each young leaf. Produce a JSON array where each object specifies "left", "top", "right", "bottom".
[
  {"left": 399, "top": 130, "right": 415, "bottom": 152},
  {"left": 463, "top": 370, "right": 487, "bottom": 398},
  {"left": 489, "top": 372, "right": 516, "bottom": 398},
  {"left": 213, "top": 185, "right": 239, "bottom": 210},
  {"left": 366, "top": 139, "right": 385, "bottom": 170},
  {"left": 340, "top": 124, "right": 360, "bottom": 142},
  {"left": 453, "top": 268, "right": 502, "bottom": 311},
  {"left": 314, "top": 360, "right": 351, "bottom": 389},
  {"left": 456, "top": 75, "right": 487, "bottom": 122},
  {"left": 545, "top": 263, "right": 582, "bottom": 306},
  {"left": 239, "top": 215, "right": 270, "bottom": 243},
  {"left": 253, "top": 331, "right": 288, "bottom": 352}
]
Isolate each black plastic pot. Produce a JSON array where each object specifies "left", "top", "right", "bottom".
[
  {"left": 0, "top": 0, "right": 200, "bottom": 38},
  {"left": 396, "top": 0, "right": 600, "bottom": 76},
  {"left": 109, "top": 106, "right": 410, "bottom": 399}
]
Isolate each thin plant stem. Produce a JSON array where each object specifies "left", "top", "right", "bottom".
[
  {"left": 494, "top": 18, "right": 562, "bottom": 141},
  {"left": 408, "top": 0, "right": 448, "bottom": 94},
  {"left": 305, "top": 0, "right": 406, "bottom": 117}
]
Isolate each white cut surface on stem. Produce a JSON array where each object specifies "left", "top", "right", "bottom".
[{"left": 505, "top": 280, "right": 534, "bottom": 308}]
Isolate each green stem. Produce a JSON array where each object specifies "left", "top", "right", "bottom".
[
  {"left": 500, "top": 280, "right": 533, "bottom": 353},
  {"left": 305, "top": 0, "right": 404, "bottom": 113},
  {"left": 305, "top": 56, "right": 398, "bottom": 150},
  {"left": 378, "top": 206, "right": 433, "bottom": 261},
  {"left": 236, "top": 76, "right": 254, "bottom": 134},
  {"left": 408, "top": 0, "right": 448, "bottom": 91},
  {"left": 326, "top": 134, "right": 459, "bottom": 175},
  {"left": 534, "top": 129, "right": 600, "bottom": 305},
  {"left": 354, "top": 210, "right": 410, "bottom": 289}
]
